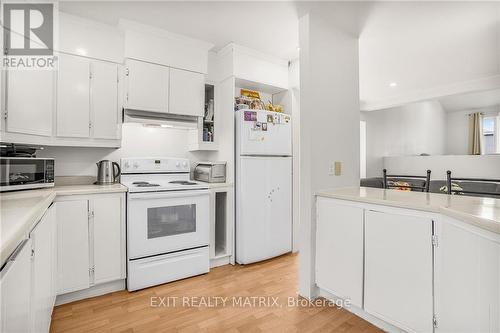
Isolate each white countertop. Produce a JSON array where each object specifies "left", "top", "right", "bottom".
[
  {"left": 0, "top": 184, "right": 127, "bottom": 267},
  {"left": 204, "top": 182, "right": 234, "bottom": 189},
  {"left": 316, "top": 187, "right": 500, "bottom": 235}
]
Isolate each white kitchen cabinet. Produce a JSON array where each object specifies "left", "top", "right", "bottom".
[
  {"left": 56, "top": 193, "right": 125, "bottom": 299},
  {"left": 6, "top": 69, "right": 54, "bottom": 136},
  {"left": 315, "top": 198, "right": 364, "bottom": 307},
  {"left": 92, "top": 195, "right": 124, "bottom": 284},
  {"left": 57, "top": 53, "right": 91, "bottom": 138},
  {"left": 364, "top": 210, "right": 434, "bottom": 333},
  {"left": 125, "top": 58, "right": 169, "bottom": 113},
  {"left": 91, "top": 61, "right": 120, "bottom": 139},
  {"left": 435, "top": 216, "right": 499, "bottom": 333},
  {"left": 169, "top": 68, "right": 204, "bottom": 116},
  {"left": 56, "top": 200, "right": 90, "bottom": 294},
  {"left": 0, "top": 239, "right": 32, "bottom": 333},
  {"left": 57, "top": 54, "right": 120, "bottom": 140},
  {"left": 30, "top": 204, "right": 57, "bottom": 333}
]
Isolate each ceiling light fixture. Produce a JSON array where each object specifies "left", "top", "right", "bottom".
[{"left": 389, "top": 82, "right": 398, "bottom": 87}]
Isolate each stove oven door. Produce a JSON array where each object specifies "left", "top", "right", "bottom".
[{"left": 127, "top": 190, "right": 209, "bottom": 259}]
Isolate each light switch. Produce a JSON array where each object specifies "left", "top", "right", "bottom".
[
  {"left": 335, "top": 161, "right": 342, "bottom": 176},
  {"left": 329, "top": 161, "right": 342, "bottom": 176}
]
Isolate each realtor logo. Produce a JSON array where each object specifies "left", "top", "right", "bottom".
[
  {"left": 2, "top": 2, "right": 56, "bottom": 70},
  {"left": 3, "top": 3, "right": 53, "bottom": 55}
]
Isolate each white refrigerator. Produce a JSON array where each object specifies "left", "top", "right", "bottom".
[{"left": 235, "top": 109, "right": 292, "bottom": 264}]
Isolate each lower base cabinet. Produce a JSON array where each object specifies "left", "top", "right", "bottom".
[
  {"left": 315, "top": 197, "right": 500, "bottom": 333},
  {"left": 315, "top": 198, "right": 364, "bottom": 307},
  {"left": 0, "top": 239, "right": 33, "bottom": 333},
  {"left": 56, "top": 200, "right": 90, "bottom": 294},
  {"left": 56, "top": 193, "right": 125, "bottom": 295},
  {"left": 0, "top": 204, "right": 56, "bottom": 333},
  {"left": 435, "top": 217, "right": 499, "bottom": 333},
  {"left": 31, "top": 205, "right": 57, "bottom": 333},
  {"left": 364, "top": 210, "right": 434, "bottom": 333}
]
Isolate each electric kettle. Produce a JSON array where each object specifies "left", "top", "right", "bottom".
[{"left": 96, "top": 160, "right": 121, "bottom": 185}]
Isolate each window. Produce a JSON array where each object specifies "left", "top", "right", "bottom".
[{"left": 482, "top": 116, "right": 497, "bottom": 154}]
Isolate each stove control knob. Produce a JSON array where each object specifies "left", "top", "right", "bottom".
[
  {"left": 175, "top": 162, "right": 181, "bottom": 168},
  {"left": 124, "top": 162, "right": 130, "bottom": 169},
  {"left": 133, "top": 162, "right": 139, "bottom": 169},
  {"left": 182, "top": 161, "right": 188, "bottom": 168}
]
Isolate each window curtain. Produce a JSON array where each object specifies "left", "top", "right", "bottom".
[{"left": 468, "top": 112, "right": 482, "bottom": 155}]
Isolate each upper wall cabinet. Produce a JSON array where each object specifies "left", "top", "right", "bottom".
[
  {"left": 216, "top": 43, "right": 289, "bottom": 90},
  {"left": 57, "top": 54, "right": 91, "bottom": 138},
  {"left": 169, "top": 68, "right": 204, "bottom": 117},
  {"left": 1, "top": 12, "right": 123, "bottom": 148},
  {"left": 91, "top": 61, "right": 120, "bottom": 140},
  {"left": 57, "top": 53, "right": 120, "bottom": 140},
  {"left": 6, "top": 70, "right": 54, "bottom": 137},
  {"left": 59, "top": 12, "right": 124, "bottom": 64},
  {"left": 125, "top": 59, "right": 169, "bottom": 113},
  {"left": 120, "top": 19, "right": 213, "bottom": 74},
  {"left": 124, "top": 59, "right": 204, "bottom": 117}
]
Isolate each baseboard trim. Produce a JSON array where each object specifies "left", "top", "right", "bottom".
[
  {"left": 318, "top": 288, "right": 406, "bottom": 333},
  {"left": 210, "top": 255, "right": 231, "bottom": 268},
  {"left": 55, "top": 279, "right": 125, "bottom": 306}
]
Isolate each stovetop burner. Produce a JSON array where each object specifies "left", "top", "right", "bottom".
[
  {"left": 169, "top": 180, "right": 197, "bottom": 185},
  {"left": 133, "top": 181, "right": 161, "bottom": 187}
]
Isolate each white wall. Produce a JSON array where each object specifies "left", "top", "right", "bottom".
[
  {"left": 384, "top": 155, "right": 500, "bottom": 180},
  {"left": 446, "top": 105, "right": 500, "bottom": 155},
  {"left": 298, "top": 12, "right": 360, "bottom": 299},
  {"left": 364, "top": 100, "right": 447, "bottom": 177},
  {"left": 38, "top": 123, "right": 216, "bottom": 177}
]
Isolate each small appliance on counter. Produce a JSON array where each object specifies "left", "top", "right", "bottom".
[
  {"left": 0, "top": 157, "right": 55, "bottom": 192},
  {"left": 194, "top": 162, "right": 226, "bottom": 183},
  {"left": 95, "top": 160, "right": 121, "bottom": 185}
]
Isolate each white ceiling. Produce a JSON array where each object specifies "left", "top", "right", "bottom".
[
  {"left": 59, "top": 1, "right": 300, "bottom": 60},
  {"left": 438, "top": 88, "right": 500, "bottom": 112},
  {"left": 60, "top": 1, "right": 500, "bottom": 112},
  {"left": 359, "top": 1, "right": 500, "bottom": 110}
]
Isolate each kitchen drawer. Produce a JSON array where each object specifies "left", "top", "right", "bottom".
[{"left": 127, "top": 246, "right": 209, "bottom": 291}]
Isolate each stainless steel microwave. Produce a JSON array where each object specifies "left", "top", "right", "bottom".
[{"left": 0, "top": 157, "right": 55, "bottom": 192}]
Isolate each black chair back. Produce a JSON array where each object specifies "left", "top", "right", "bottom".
[
  {"left": 446, "top": 171, "right": 500, "bottom": 198},
  {"left": 383, "top": 169, "right": 431, "bottom": 192}
]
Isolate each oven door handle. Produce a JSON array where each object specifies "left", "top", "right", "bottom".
[{"left": 128, "top": 190, "right": 209, "bottom": 200}]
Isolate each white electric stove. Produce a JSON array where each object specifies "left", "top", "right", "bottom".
[{"left": 121, "top": 157, "right": 210, "bottom": 291}]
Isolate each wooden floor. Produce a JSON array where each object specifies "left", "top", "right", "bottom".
[{"left": 51, "top": 254, "right": 382, "bottom": 333}]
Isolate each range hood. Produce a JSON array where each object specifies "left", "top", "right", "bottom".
[{"left": 123, "top": 109, "right": 198, "bottom": 130}]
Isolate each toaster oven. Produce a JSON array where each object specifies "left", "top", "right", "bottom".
[{"left": 194, "top": 162, "right": 226, "bottom": 183}]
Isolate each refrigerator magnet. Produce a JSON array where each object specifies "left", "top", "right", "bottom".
[
  {"left": 267, "top": 114, "right": 274, "bottom": 123},
  {"left": 262, "top": 123, "right": 268, "bottom": 131},
  {"left": 254, "top": 122, "right": 262, "bottom": 130},
  {"left": 244, "top": 111, "right": 257, "bottom": 121}
]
